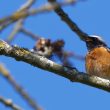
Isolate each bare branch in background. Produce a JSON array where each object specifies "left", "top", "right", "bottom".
[
  {"left": 20, "top": 28, "right": 40, "bottom": 40},
  {"left": 6, "top": 19, "right": 24, "bottom": 43},
  {"left": 0, "top": 63, "right": 42, "bottom": 110},
  {"left": 66, "top": 52, "right": 85, "bottom": 61},
  {"left": 18, "top": 0, "right": 35, "bottom": 11},
  {"left": 0, "top": 40, "right": 110, "bottom": 92},
  {"left": 6, "top": 0, "right": 35, "bottom": 43},
  {"left": 48, "top": 0, "right": 89, "bottom": 41},
  {"left": 0, "top": 96, "right": 22, "bottom": 110},
  {"left": 0, "top": 0, "right": 76, "bottom": 31}
]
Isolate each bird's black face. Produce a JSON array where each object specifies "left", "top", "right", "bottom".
[{"left": 85, "top": 36, "right": 107, "bottom": 51}]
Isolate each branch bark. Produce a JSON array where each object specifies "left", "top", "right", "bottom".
[{"left": 0, "top": 40, "right": 110, "bottom": 92}]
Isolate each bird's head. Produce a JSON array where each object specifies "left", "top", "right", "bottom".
[{"left": 85, "top": 35, "right": 107, "bottom": 51}]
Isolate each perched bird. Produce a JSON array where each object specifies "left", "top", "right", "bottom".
[
  {"left": 32, "top": 38, "right": 73, "bottom": 66},
  {"left": 85, "top": 35, "right": 110, "bottom": 80},
  {"left": 33, "top": 38, "right": 53, "bottom": 58}
]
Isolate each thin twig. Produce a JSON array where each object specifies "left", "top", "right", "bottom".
[
  {"left": 68, "top": 52, "right": 85, "bottom": 60},
  {"left": 0, "top": 63, "right": 42, "bottom": 110},
  {"left": 6, "top": 19, "right": 24, "bottom": 43},
  {"left": 0, "top": 40, "right": 110, "bottom": 92},
  {"left": 0, "top": 96, "right": 22, "bottom": 110},
  {"left": 20, "top": 28, "right": 40, "bottom": 40}
]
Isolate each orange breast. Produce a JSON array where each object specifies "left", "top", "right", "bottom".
[{"left": 86, "top": 47, "right": 110, "bottom": 79}]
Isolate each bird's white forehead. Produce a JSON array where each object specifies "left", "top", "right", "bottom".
[{"left": 89, "top": 35, "right": 104, "bottom": 42}]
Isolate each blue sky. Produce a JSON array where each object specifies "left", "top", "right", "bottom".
[{"left": 0, "top": 0, "right": 110, "bottom": 110}]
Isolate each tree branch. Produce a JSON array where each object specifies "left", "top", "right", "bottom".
[
  {"left": 0, "top": 96, "right": 22, "bottom": 110},
  {"left": 20, "top": 28, "right": 40, "bottom": 40},
  {"left": 48, "top": 0, "right": 89, "bottom": 41},
  {"left": 6, "top": 0, "right": 35, "bottom": 43},
  {"left": 0, "top": 63, "right": 42, "bottom": 110},
  {"left": 0, "top": 40, "right": 110, "bottom": 92},
  {"left": 0, "top": 0, "right": 76, "bottom": 31}
]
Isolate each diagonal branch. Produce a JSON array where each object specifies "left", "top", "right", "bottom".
[
  {"left": 0, "top": 40, "right": 110, "bottom": 92},
  {"left": 20, "top": 28, "right": 40, "bottom": 40},
  {"left": 6, "top": 0, "right": 35, "bottom": 43},
  {"left": 0, "top": 96, "right": 22, "bottom": 110},
  {"left": 48, "top": 0, "right": 89, "bottom": 41},
  {"left": 18, "top": 0, "right": 35, "bottom": 11},
  {"left": 0, "top": 63, "right": 42, "bottom": 110},
  {"left": 0, "top": 0, "right": 76, "bottom": 31}
]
